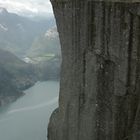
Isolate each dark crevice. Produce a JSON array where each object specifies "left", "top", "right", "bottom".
[
  {"left": 96, "top": 57, "right": 115, "bottom": 140},
  {"left": 105, "top": 3, "right": 111, "bottom": 58},
  {"left": 79, "top": 50, "right": 86, "bottom": 108},
  {"left": 87, "top": 1, "right": 95, "bottom": 52},
  {"left": 134, "top": 17, "right": 140, "bottom": 94},
  {"left": 125, "top": 13, "right": 134, "bottom": 96},
  {"left": 101, "top": 2, "right": 106, "bottom": 56}
]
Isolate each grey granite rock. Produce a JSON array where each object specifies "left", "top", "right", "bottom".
[{"left": 48, "top": 1, "right": 140, "bottom": 140}]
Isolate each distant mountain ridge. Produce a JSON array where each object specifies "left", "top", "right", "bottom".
[{"left": 0, "top": 8, "right": 55, "bottom": 57}]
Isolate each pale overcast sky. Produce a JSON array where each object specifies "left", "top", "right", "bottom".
[{"left": 0, "top": 0, "right": 53, "bottom": 17}]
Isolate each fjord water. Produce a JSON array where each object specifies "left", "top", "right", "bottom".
[{"left": 0, "top": 81, "right": 59, "bottom": 140}]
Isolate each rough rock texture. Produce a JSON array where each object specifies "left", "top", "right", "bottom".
[{"left": 48, "top": 1, "right": 140, "bottom": 140}]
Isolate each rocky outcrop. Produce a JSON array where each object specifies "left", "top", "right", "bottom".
[{"left": 48, "top": 1, "right": 140, "bottom": 140}]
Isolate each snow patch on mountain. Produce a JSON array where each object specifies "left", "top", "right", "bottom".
[
  {"left": 45, "top": 27, "right": 58, "bottom": 39},
  {"left": 0, "top": 24, "right": 8, "bottom": 31}
]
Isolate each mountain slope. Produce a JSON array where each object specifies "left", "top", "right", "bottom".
[
  {"left": 0, "top": 49, "right": 37, "bottom": 89},
  {"left": 0, "top": 49, "right": 37, "bottom": 106},
  {"left": 0, "top": 8, "right": 55, "bottom": 57},
  {"left": 27, "top": 26, "right": 61, "bottom": 59},
  {"left": 26, "top": 27, "right": 61, "bottom": 81},
  {"left": 0, "top": 66, "right": 22, "bottom": 106}
]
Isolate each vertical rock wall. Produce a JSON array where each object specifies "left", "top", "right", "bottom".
[{"left": 48, "top": 1, "right": 140, "bottom": 140}]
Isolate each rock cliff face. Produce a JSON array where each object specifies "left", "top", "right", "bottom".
[{"left": 48, "top": 1, "right": 140, "bottom": 140}]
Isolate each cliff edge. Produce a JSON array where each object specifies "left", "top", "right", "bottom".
[{"left": 48, "top": 1, "right": 140, "bottom": 140}]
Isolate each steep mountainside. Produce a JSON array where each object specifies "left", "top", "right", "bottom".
[
  {"left": 0, "top": 49, "right": 37, "bottom": 89},
  {"left": 28, "top": 26, "right": 61, "bottom": 58},
  {"left": 0, "top": 8, "right": 55, "bottom": 57},
  {"left": 0, "top": 49, "right": 37, "bottom": 105},
  {"left": 48, "top": 1, "right": 140, "bottom": 140},
  {"left": 26, "top": 26, "right": 61, "bottom": 81},
  {"left": 34, "top": 55, "right": 61, "bottom": 81},
  {"left": 0, "top": 66, "right": 22, "bottom": 106}
]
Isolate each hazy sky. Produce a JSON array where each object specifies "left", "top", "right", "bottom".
[{"left": 0, "top": 0, "right": 53, "bottom": 17}]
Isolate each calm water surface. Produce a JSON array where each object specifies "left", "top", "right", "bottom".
[{"left": 0, "top": 81, "right": 59, "bottom": 140}]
